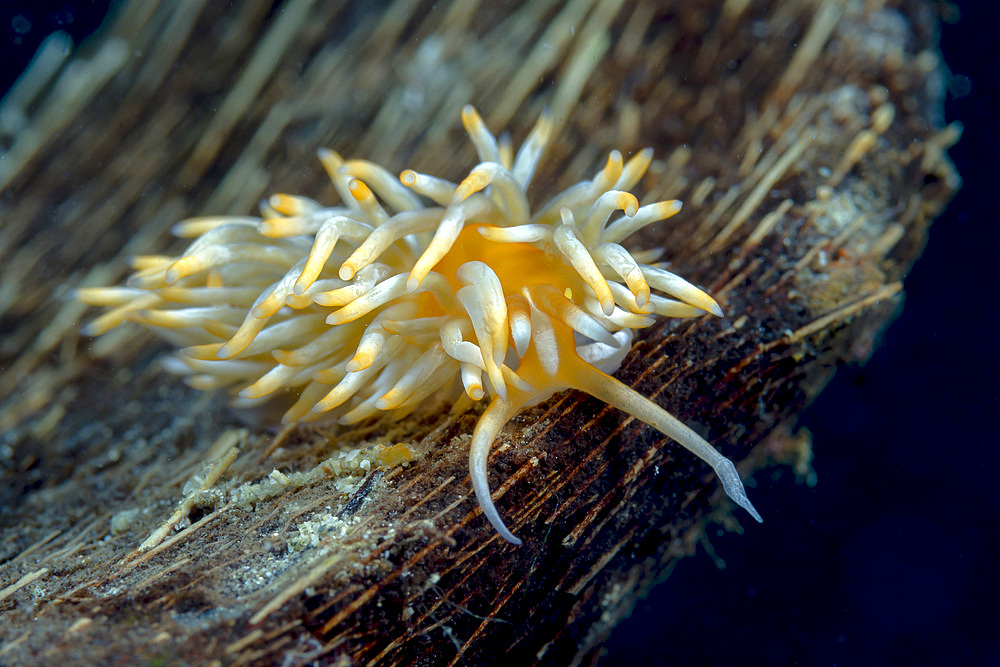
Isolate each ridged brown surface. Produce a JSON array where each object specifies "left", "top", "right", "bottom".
[{"left": 0, "top": 1, "right": 958, "bottom": 665}]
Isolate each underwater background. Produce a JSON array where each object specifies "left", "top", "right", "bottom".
[{"left": 1, "top": 1, "right": 994, "bottom": 664}]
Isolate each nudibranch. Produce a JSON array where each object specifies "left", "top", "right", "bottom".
[{"left": 77, "top": 106, "right": 762, "bottom": 544}]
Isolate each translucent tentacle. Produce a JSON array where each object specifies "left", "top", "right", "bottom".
[
  {"left": 469, "top": 396, "right": 525, "bottom": 545},
  {"left": 571, "top": 362, "right": 763, "bottom": 523}
]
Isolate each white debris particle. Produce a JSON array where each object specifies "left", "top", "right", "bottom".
[
  {"left": 288, "top": 513, "right": 355, "bottom": 552},
  {"left": 268, "top": 469, "right": 290, "bottom": 485},
  {"left": 222, "top": 442, "right": 415, "bottom": 510},
  {"left": 109, "top": 508, "right": 141, "bottom": 535}
]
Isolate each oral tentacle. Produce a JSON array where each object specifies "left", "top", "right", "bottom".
[
  {"left": 569, "top": 360, "right": 762, "bottom": 523},
  {"left": 469, "top": 395, "right": 526, "bottom": 545}
]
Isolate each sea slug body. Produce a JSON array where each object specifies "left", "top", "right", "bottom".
[{"left": 78, "top": 105, "right": 762, "bottom": 544}]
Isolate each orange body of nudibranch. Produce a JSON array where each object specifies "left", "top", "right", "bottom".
[{"left": 77, "top": 105, "right": 761, "bottom": 543}]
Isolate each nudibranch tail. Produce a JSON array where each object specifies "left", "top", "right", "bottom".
[{"left": 79, "top": 104, "right": 761, "bottom": 544}]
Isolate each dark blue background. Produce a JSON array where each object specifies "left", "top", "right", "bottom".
[
  {"left": 0, "top": 1, "right": 109, "bottom": 94},
  {"left": 1, "top": 2, "right": 994, "bottom": 665}
]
